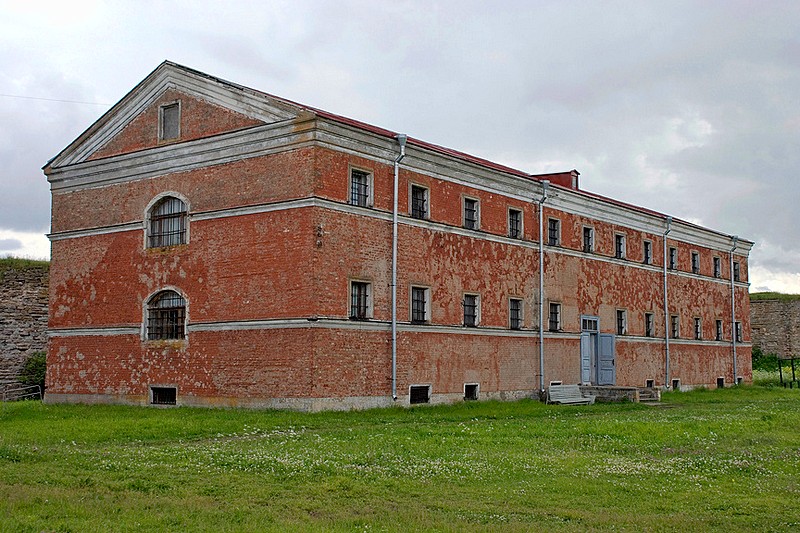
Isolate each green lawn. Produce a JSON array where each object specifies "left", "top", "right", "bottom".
[{"left": 1, "top": 387, "right": 799, "bottom": 532}]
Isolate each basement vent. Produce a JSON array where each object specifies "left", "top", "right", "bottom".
[
  {"left": 464, "top": 383, "right": 479, "bottom": 401},
  {"left": 717, "top": 377, "right": 725, "bottom": 389},
  {"left": 549, "top": 381, "right": 562, "bottom": 386},
  {"left": 409, "top": 385, "right": 430, "bottom": 405},
  {"left": 151, "top": 386, "right": 177, "bottom": 405},
  {"left": 736, "top": 376, "right": 743, "bottom": 385},
  {"left": 645, "top": 379, "right": 655, "bottom": 388},
  {"left": 671, "top": 379, "right": 681, "bottom": 391}
]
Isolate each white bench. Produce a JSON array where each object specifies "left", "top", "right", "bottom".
[{"left": 546, "top": 384, "right": 595, "bottom": 405}]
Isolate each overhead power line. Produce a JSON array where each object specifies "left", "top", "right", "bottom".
[{"left": 0, "top": 93, "right": 111, "bottom": 106}]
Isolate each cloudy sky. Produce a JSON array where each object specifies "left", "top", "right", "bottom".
[{"left": 2, "top": 0, "right": 798, "bottom": 293}]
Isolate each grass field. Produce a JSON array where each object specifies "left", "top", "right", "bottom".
[{"left": 2, "top": 386, "right": 799, "bottom": 532}]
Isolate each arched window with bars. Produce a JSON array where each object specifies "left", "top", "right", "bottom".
[
  {"left": 148, "top": 196, "right": 187, "bottom": 248},
  {"left": 147, "top": 290, "right": 186, "bottom": 340}
]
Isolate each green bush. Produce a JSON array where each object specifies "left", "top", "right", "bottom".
[
  {"left": 752, "top": 346, "right": 780, "bottom": 371},
  {"left": 18, "top": 351, "right": 46, "bottom": 393}
]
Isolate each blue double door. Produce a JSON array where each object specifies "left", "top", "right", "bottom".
[{"left": 580, "top": 316, "right": 616, "bottom": 386}]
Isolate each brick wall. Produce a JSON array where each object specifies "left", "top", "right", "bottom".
[
  {"left": 751, "top": 298, "right": 800, "bottom": 358},
  {"left": 0, "top": 264, "right": 49, "bottom": 392}
]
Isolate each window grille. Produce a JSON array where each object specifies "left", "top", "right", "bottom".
[
  {"left": 148, "top": 197, "right": 187, "bottom": 248},
  {"left": 464, "top": 199, "right": 478, "bottom": 229},
  {"left": 615, "top": 234, "right": 626, "bottom": 259},
  {"left": 147, "top": 290, "right": 186, "bottom": 340},
  {"left": 716, "top": 320, "right": 723, "bottom": 341},
  {"left": 350, "top": 169, "right": 370, "bottom": 207},
  {"left": 463, "top": 295, "right": 478, "bottom": 327},
  {"left": 583, "top": 227, "right": 594, "bottom": 252},
  {"left": 509, "top": 298, "right": 522, "bottom": 330},
  {"left": 735, "top": 322, "right": 742, "bottom": 343},
  {"left": 549, "top": 303, "right": 561, "bottom": 332},
  {"left": 669, "top": 247, "right": 677, "bottom": 270},
  {"left": 508, "top": 209, "right": 522, "bottom": 239},
  {"left": 548, "top": 218, "right": 560, "bottom": 246},
  {"left": 151, "top": 386, "right": 177, "bottom": 405},
  {"left": 350, "top": 282, "right": 369, "bottom": 319},
  {"left": 409, "top": 385, "right": 430, "bottom": 404},
  {"left": 411, "top": 185, "right": 428, "bottom": 219},
  {"left": 616, "top": 309, "right": 626, "bottom": 335},
  {"left": 411, "top": 287, "right": 427, "bottom": 324},
  {"left": 694, "top": 317, "right": 702, "bottom": 340}
]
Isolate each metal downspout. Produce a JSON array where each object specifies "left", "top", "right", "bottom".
[
  {"left": 663, "top": 216, "right": 672, "bottom": 388},
  {"left": 391, "top": 134, "right": 407, "bottom": 401},
  {"left": 730, "top": 235, "right": 739, "bottom": 384},
  {"left": 537, "top": 181, "right": 550, "bottom": 393}
]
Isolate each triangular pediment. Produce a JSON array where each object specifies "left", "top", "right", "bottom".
[{"left": 47, "top": 61, "right": 304, "bottom": 169}]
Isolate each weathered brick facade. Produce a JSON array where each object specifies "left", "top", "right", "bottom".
[{"left": 43, "top": 62, "right": 753, "bottom": 409}]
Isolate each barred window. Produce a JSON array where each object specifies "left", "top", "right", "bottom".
[
  {"left": 509, "top": 298, "right": 522, "bottom": 330},
  {"left": 463, "top": 294, "right": 478, "bottom": 327},
  {"left": 508, "top": 209, "right": 522, "bottom": 239},
  {"left": 583, "top": 227, "right": 594, "bottom": 253},
  {"left": 350, "top": 281, "right": 370, "bottom": 320},
  {"left": 548, "top": 302, "right": 561, "bottom": 332},
  {"left": 694, "top": 317, "right": 702, "bottom": 340},
  {"left": 147, "top": 290, "right": 186, "bottom": 340},
  {"left": 716, "top": 319, "right": 723, "bottom": 341},
  {"left": 735, "top": 321, "right": 742, "bottom": 343},
  {"left": 645, "top": 313, "right": 654, "bottom": 337},
  {"left": 148, "top": 196, "right": 187, "bottom": 248},
  {"left": 411, "top": 287, "right": 428, "bottom": 324},
  {"left": 350, "top": 169, "right": 370, "bottom": 207},
  {"left": 615, "top": 234, "right": 626, "bottom": 259},
  {"left": 464, "top": 198, "right": 479, "bottom": 230},
  {"left": 643, "top": 240, "right": 652, "bottom": 264},
  {"left": 547, "top": 218, "right": 560, "bottom": 246},
  {"left": 669, "top": 247, "right": 677, "bottom": 270},
  {"left": 411, "top": 185, "right": 428, "bottom": 219}
]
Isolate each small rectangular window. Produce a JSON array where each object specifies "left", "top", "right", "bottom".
[
  {"left": 463, "top": 294, "right": 479, "bottom": 327},
  {"left": 645, "top": 312, "right": 654, "bottom": 337},
  {"left": 160, "top": 103, "right": 180, "bottom": 141},
  {"left": 717, "top": 377, "right": 725, "bottom": 389},
  {"left": 548, "top": 302, "right": 561, "bottom": 332},
  {"left": 464, "top": 383, "right": 479, "bottom": 401},
  {"left": 643, "top": 240, "right": 652, "bottom": 264},
  {"left": 645, "top": 379, "right": 655, "bottom": 388},
  {"left": 670, "top": 315, "right": 680, "bottom": 339},
  {"left": 411, "top": 286, "right": 429, "bottom": 324},
  {"left": 409, "top": 385, "right": 430, "bottom": 404},
  {"left": 583, "top": 227, "right": 594, "bottom": 253},
  {"left": 616, "top": 309, "right": 627, "bottom": 335},
  {"left": 694, "top": 317, "right": 702, "bottom": 340},
  {"left": 735, "top": 321, "right": 742, "bottom": 343},
  {"left": 691, "top": 252, "right": 700, "bottom": 274},
  {"left": 713, "top": 257, "right": 721, "bottom": 278},
  {"left": 733, "top": 261, "right": 741, "bottom": 282},
  {"left": 509, "top": 298, "right": 523, "bottom": 330},
  {"left": 151, "top": 386, "right": 177, "bottom": 405},
  {"left": 350, "top": 281, "right": 371, "bottom": 320},
  {"left": 463, "top": 198, "right": 479, "bottom": 230},
  {"left": 615, "top": 234, "right": 626, "bottom": 259},
  {"left": 508, "top": 208, "right": 522, "bottom": 239},
  {"left": 716, "top": 319, "right": 723, "bottom": 341},
  {"left": 410, "top": 184, "right": 428, "bottom": 219},
  {"left": 547, "top": 218, "right": 560, "bottom": 246},
  {"left": 669, "top": 247, "right": 677, "bottom": 270},
  {"left": 350, "top": 169, "right": 371, "bottom": 207},
  {"left": 672, "top": 379, "right": 681, "bottom": 391}
]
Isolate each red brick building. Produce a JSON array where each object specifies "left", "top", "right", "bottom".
[{"left": 44, "top": 62, "right": 753, "bottom": 409}]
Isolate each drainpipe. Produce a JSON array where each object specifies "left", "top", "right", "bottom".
[
  {"left": 663, "top": 216, "right": 672, "bottom": 388},
  {"left": 537, "top": 181, "right": 550, "bottom": 393},
  {"left": 730, "top": 235, "right": 739, "bottom": 385},
  {"left": 391, "top": 134, "right": 407, "bottom": 401}
]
